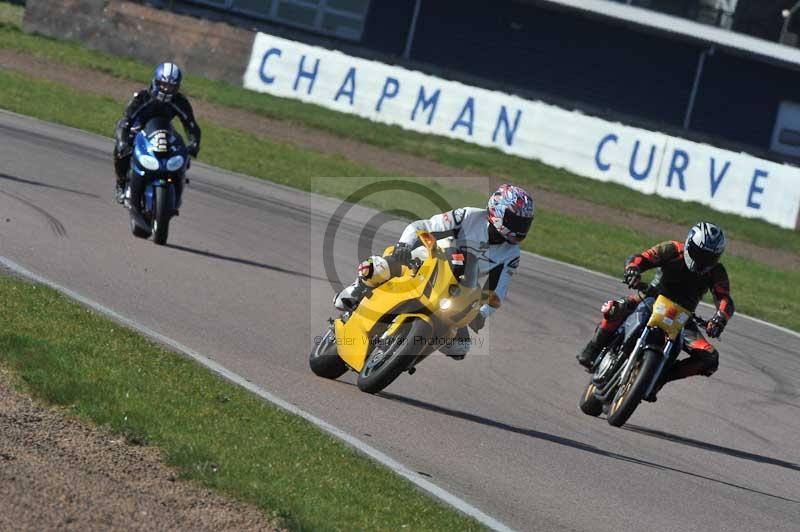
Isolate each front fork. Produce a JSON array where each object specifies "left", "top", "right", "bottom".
[
  {"left": 618, "top": 327, "right": 672, "bottom": 398},
  {"left": 618, "top": 328, "right": 650, "bottom": 386},
  {"left": 643, "top": 337, "right": 676, "bottom": 398},
  {"left": 144, "top": 181, "right": 179, "bottom": 214}
]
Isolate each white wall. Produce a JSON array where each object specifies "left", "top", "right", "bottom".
[{"left": 243, "top": 32, "right": 800, "bottom": 229}]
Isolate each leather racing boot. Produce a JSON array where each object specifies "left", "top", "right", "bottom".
[
  {"left": 576, "top": 340, "right": 600, "bottom": 370},
  {"left": 333, "top": 280, "right": 370, "bottom": 312},
  {"left": 576, "top": 329, "right": 613, "bottom": 370}
]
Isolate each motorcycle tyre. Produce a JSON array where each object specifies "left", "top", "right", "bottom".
[
  {"left": 579, "top": 380, "right": 603, "bottom": 417},
  {"left": 606, "top": 348, "right": 661, "bottom": 428},
  {"left": 309, "top": 327, "right": 348, "bottom": 379},
  {"left": 130, "top": 214, "right": 149, "bottom": 238},
  {"left": 357, "top": 319, "right": 430, "bottom": 394},
  {"left": 152, "top": 186, "right": 170, "bottom": 245}
]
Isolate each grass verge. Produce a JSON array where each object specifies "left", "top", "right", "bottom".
[
  {"left": 0, "top": 67, "right": 797, "bottom": 331},
  {"left": 0, "top": 7, "right": 798, "bottom": 255},
  {"left": 0, "top": 273, "right": 484, "bottom": 531}
]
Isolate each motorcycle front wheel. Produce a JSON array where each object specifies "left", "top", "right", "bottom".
[
  {"left": 152, "top": 186, "right": 170, "bottom": 245},
  {"left": 309, "top": 327, "right": 347, "bottom": 379},
  {"left": 357, "top": 319, "right": 430, "bottom": 394},
  {"left": 606, "top": 348, "right": 661, "bottom": 427}
]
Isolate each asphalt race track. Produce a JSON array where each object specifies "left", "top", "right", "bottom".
[{"left": 1, "top": 111, "right": 798, "bottom": 531}]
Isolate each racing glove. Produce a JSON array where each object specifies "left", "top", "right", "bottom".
[
  {"left": 469, "top": 312, "right": 486, "bottom": 333},
  {"left": 623, "top": 266, "right": 641, "bottom": 289},
  {"left": 391, "top": 242, "right": 412, "bottom": 265},
  {"left": 187, "top": 141, "right": 200, "bottom": 158},
  {"left": 115, "top": 140, "right": 132, "bottom": 159},
  {"left": 706, "top": 312, "right": 727, "bottom": 339}
]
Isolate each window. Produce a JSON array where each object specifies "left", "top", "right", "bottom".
[
  {"left": 610, "top": 0, "right": 739, "bottom": 30},
  {"left": 231, "top": 0, "right": 275, "bottom": 17},
  {"left": 187, "top": 0, "right": 370, "bottom": 40},
  {"left": 771, "top": 101, "right": 800, "bottom": 159}
]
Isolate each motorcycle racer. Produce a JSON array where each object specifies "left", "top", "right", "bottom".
[
  {"left": 334, "top": 184, "right": 535, "bottom": 360},
  {"left": 113, "top": 62, "right": 201, "bottom": 209},
  {"left": 576, "top": 222, "right": 734, "bottom": 401}
]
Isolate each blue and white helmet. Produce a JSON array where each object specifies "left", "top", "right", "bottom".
[
  {"left": 151, "top": 62, "right": 182, "bottom": 103},
  {"left": 684, "top": 222, "right": 725, "bottom": 273}
]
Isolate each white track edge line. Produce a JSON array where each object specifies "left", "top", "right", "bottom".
[
  {"left": 0, "top": 255, "right": 514, "bottom": 532},
  {"left": 1, "top": 108, "right": 796, "bottom": 341}
]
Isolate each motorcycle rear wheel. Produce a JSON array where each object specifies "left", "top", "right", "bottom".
[
  {"left": 309, "top": 327, "right": 347, "bottom": 379},
  {"left": 130, "top": 214, "right": 149, "bottom": 238},
  {"left": 357, "top": 319, "right": 430, "bottom": 394},
  {"left": 606, "top": 348, "right": 661, "bottom": 427},
  {"left": 579, "top": 380, "right": 603, "bottom": 417}
]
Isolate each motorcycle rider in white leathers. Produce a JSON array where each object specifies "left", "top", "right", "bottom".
[{"left": 334, "top": 184, "right": 535, "bottom": 359}]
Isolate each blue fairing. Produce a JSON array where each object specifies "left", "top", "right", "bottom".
[
  {"left": 144, "top": 181, "right": 179, "bottom": 213},
  {"left": 132, "top": 129, "right": 188, "bottom": 177},
  {"left": 131, "top": 122, "right": 187, "bottom": 216}
]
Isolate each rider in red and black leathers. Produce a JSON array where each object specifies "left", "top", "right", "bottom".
[{"left": 577, "top": 235, "right": 733, "bottom": 398}]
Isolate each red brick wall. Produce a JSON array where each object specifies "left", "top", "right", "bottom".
[{"left": 23, "top": 0, "right": 255, "bottom": 86}]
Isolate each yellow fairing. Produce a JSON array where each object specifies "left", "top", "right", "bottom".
[
  {"left": 647, "top": 295, "right": 691, "bottom": 341},
  {"left": 335, "top": 231, "right": 485, "bottom": 372}
]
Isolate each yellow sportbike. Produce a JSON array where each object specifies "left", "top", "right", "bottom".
[
  {"left": 579, "top": 290, "right": 709, "bottom": 427},
  {"left": 310, "top": 232, "right": 495, "bottom": 394}
]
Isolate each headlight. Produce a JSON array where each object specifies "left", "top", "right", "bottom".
[
  {"left": 166, "top": 155, "right": 185, "bottom": 172},
  {"left": 138, "top": 154, "right": 160, "bottom": 171},
  {"left": 439, "top": 298, "right": 452, "bottom": 310}
]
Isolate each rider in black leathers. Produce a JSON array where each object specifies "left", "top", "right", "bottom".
[{"left": 113, "top": 62, "right": 201, "bottom": 209}]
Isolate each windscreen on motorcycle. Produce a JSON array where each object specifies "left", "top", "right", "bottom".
[
  {"left": 446, "top": 240, "right": 483, "bottom": 289},
  {"left": 143, "top": 117, "right": 175, "bottom": 156}
]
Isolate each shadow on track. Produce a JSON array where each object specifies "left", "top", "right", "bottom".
[
  {"left": 379, "top": 391, "right": 800, "bottom": 504},
  {"left": 0, "top": 172, "right": 99, "bottom": 199},
  {"left": 166, "top": 243, "right": 330, "bottom": 282},
  {"left": 625, "top": 425, "right": 800, "bottom": 473}
]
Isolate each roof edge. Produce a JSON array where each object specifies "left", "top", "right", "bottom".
[{"left": 538, "top": 0, "right": 800, "bottom": 68}]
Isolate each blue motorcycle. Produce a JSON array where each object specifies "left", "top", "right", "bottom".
[{"left": 126, "top": 117, "right": 188, "bottom": 245}]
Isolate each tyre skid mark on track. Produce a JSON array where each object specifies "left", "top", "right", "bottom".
[
  {"left": 0, "top": 171, "right": 100, "bottom": 199},
  {"left": 0, "top": 188, "right": 67, "bottom": 238}
]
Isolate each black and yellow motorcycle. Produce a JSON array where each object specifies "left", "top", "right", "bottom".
[{"left": 579, "top": 288, "right": 709, "bottom": 427}]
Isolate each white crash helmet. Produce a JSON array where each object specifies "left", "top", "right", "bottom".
[{"left": 684, "top": 222, "right": 725, "bottom": 273}]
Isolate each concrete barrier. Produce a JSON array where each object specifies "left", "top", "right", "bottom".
[{"left": 23, "top": 0, "right": 254, "bottom": 86}]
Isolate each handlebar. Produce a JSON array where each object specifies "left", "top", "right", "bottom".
[
  {"left": 626, "top": 280, "right": 708, "bottom": 328},
  {"left": 629, "top": 279, "right": 655, "bottom": 297}
]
